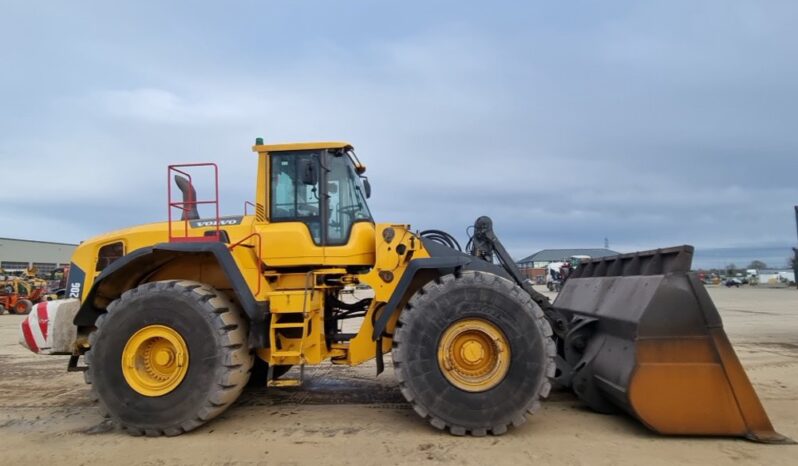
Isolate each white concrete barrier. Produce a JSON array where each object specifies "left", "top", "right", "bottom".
[{"left": 19, "top": 299, "right": 80, "bottom": 355}]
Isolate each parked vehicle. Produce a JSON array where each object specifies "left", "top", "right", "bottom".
[{"left": 16, "top": 139, "right": 791, "bottom": 443}]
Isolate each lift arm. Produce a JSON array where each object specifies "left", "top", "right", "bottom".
[{"left": 469, "top": 216, "right": 568, "bottom": 338}]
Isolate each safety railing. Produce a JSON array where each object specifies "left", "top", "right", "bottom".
[
  {"left": 244, "top": 201, "right": 256, "bottom": 216},
  {"left": 227, "top": 232, "right": 263, "bottom": 295},
  {"left": 167, "top": 163, "right": 220, "bottom": 243}
]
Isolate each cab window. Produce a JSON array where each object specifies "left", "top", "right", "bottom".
[
  {"left": 96, "top": 242, "right": 125, "bottom": 271},
  {"left": 270, "top": 151, "right": 322, "bottom": 244},
  {"left": 326, "top": 152, "right": 372, "bottom": 245}
]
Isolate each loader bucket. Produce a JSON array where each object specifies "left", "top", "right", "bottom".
[{"left": 552, "top": 245, "right": 792, "bottom": 443}]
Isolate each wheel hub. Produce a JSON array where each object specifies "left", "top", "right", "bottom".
[
  {"left": 154, "top": 349, "right": 173, "bottom": 366},
  {"left": 437, "top": 318, "right": 511, "bottom": 392},
  {"left": 461, "top": 340, "right": 486, "bottom": 364},
  {"left": 122, "top": 325, "right": 189, "bottom": 397}
]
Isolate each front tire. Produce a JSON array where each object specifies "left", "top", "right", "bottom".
[
  {"left": 85, "top": 280, "right": 253, "bottom": 436},
  {"left": 393, "top": 271, "right": 555, "bottom": 436}
]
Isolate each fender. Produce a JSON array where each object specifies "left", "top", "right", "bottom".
[
  {"left": 73, "top": 242, "right": 269, "bottom": 347},
  {"left": 371, "top": 249, "right": 510, "bottom": 341}
]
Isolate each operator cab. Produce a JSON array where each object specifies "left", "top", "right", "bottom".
[
  {"left": 269, "top": 146, "right": 372, "bottom": 245},
  {"left": 253, "top": 141, "right": 377, "bottom": 267}
]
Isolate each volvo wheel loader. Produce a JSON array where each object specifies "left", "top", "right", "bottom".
[{"left": 47, "top": 140, "right": 789, "bottom": 441}]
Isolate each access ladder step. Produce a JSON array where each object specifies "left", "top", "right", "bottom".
[
  {"left": 271, "top": 350, "right": 302, "bottom": 358},
  {"left": 267, "top": 364, "right": 305, "bottom": 388},
  {"left": 270, "top": 308, "right": 311, "bottom": 314},
  {"left": 267, "top": 379, "right": 302, "bottom": 388},
  {"left": 331, "top": 333, "right": 356, "bottom": 342},
  {"left": 272, "top": 322, "right": 306, "bottom": 329}
]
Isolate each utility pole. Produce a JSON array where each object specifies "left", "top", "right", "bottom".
[
  {"left": 793, "top": 206, "right": 797, "bottom": 290},
  {"left": 604, "top": 237, "right": 609, "bottom": 249}
]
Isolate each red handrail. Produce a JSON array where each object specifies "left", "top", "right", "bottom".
[{"left": 228, "top": 232, "right": 263, "bottom": 296}]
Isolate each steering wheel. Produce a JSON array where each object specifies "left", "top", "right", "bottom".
[
  {"left": 297, "top": 203, "right": 319, "bottom": 216},
  {"left": 338, "top": 204, "right": 363, "bottom": 217}
]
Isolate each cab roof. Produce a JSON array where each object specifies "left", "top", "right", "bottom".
[{"left": 252, "top": 141, "right": 353, "bottom": 153}]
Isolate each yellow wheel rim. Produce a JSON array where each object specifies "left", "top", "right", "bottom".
[
  {"left": 121, "top": 325, "right": 189, "bottom": 397},
  {"left": 437, "top": 318, "right": 511, "bottom": 392}
]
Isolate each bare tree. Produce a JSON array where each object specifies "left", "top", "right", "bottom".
[{"left": 747, "top": 260, "right": 767, "bottom": 270}]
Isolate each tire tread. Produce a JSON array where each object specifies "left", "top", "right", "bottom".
[
  {"left": 84, "top": 279, "right": 253, "bottom": 436},
  {"left": 393, "top": 271, "right": 555, "bottom": 436}
]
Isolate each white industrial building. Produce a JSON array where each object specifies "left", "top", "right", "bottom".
[
  {"left": 517, "top": 248, "right": 619, "bottom": 269},
  {"left": 757, "top": 269, "right": 796, "bottom": 285},
  {"left": 0, "top": 237, "right": 77, "bottom": 275}
]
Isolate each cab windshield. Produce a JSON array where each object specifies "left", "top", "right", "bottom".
[{"left": 326, "top": 151, "right": 372, "bottom": 245}]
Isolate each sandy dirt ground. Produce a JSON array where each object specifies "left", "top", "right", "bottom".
[{"left": 0, "top": 286, "right": 795, "bottom": 465}]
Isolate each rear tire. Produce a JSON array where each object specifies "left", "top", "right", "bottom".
[
  {"left": 14, "top": 299, "right": 32, "bottom": 314},
  {"left": 85, "top": 280, "right": 253, "bottom": 436},
  {"left": 393, "top": 271, "right": 555, "bottom": 436}
]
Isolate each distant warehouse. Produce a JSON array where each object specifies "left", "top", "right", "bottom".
[
  {"left": 0, "top": 237, "right": 77, "bottom": 275},
  {"left": 515, "top": 248, "right": 620, "bottom": 283},
  {"left": 516, "top": 248, "right": 619, "bottom": 269}
]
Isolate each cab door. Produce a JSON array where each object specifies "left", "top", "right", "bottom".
[
  {"left": 321, "top": 150, "right": 376, "bottom": 266},
  {"left": 258, "top": 150, "right": 326, "bottom": 267}
]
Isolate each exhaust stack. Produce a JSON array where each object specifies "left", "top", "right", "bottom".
[{"left": 174, "top": 175, "right": 200, "bottom": 221}]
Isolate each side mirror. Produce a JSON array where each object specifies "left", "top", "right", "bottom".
[
  {"left": 300, "top": 160, "right": 318, "bottom": 185},
  {"left": 362, "top": 177, "right": 371, "bottom": 199}
]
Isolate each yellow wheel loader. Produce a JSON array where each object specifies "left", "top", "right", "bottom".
[{"left": 53, "top": 140, "right": 789, "bottom": 441}]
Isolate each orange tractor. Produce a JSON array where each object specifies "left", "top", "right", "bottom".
[{"left": 0, "top": 275, "right": 47, "bottom": 314}]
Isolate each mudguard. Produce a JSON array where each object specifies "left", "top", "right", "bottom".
[{"left": 72, "top": 242, "right": 269, "bottom": 348}]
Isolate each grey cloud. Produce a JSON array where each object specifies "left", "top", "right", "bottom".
[{"left": 1, "top": 1, "right": 796, "bottom": 264}]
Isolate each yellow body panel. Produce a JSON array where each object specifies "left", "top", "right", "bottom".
[
  {"left": 254, "top": 221, "right": 375, "bottom": 267},
  {"left": 68, "top": 141, "right": 436, "bottom": 373},
  {"left": 259, "top": 222, "right": 326, "bottom": 266},
  {"left": 253, "top": 141, "right": 352, "bottom": 152},
  {"left": 69, "top": 217, "right": 258, "bottom": 302},
  {"left": 359, "top": 224, "right": 430, "bottom": 302},
  {"left": 343, "top": 224, "right": 431, "bottom": 365},
  {"left": 255, "top": 155, "right": 268, "bottom": 222},
  {"left": 324, "top": 222, "right": 376, "bottom": 265}
]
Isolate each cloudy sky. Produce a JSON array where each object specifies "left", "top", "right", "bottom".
[{"left": 2, "top": 1, "right": 797, "bottom": 266}]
